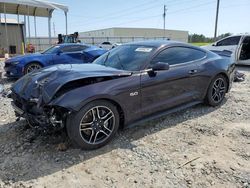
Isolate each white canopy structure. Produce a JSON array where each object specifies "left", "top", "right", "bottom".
[{"left": 0, "top": 0, "right": 68, "bottom": 52}]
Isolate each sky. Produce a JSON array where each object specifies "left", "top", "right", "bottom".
[{"left": 4, "top": 0, "right": 250, "bottom": 37}]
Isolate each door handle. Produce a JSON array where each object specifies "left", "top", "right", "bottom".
[{"left": 188, "top": 69, "right": 198, "bottom": 74}]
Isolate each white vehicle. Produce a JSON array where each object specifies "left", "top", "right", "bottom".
[
  {"left": 203, "top": 35, "right": 250, "bottom": 65},
  {"left": 99, "top": 42, "right": 121, "bottom": 50}
]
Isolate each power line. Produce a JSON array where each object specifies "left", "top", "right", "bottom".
[
  {"left": 165, "top": 0, "right": 209, "bottom": 7},
  {"left": 66, "top": 1, "right": 216, "bottom": 32},
  {"left": 114, "top": 14, "right": 162, "bottom": 26},
  {"left": 167, "top": 1, "right": 216, "bottom": 14},
  {"left": 164, "top": 2, "right": 250, "bottom": 16},
  {"left": 70, "top": 3, "right": 162, "bottom": 27},
  {"left": 70, "top": 0, "right": 214, "bottom": 29},
  {"left": 69, "top": 0, "right": 161, "bottom": 21}
]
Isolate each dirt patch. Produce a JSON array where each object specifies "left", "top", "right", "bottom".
[{"left": 0, "top": 65, "right": 250, "bottom": 188}]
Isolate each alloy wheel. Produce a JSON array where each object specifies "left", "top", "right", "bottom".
[
  {"left": 211, "top": 78, "right": 226, "bottom": 103},
  {"left": 79, "top": 106, "right": 115, "bottom": 145},
  {"left": 26, "top": 64, "right": 41, "bottom": 73}
]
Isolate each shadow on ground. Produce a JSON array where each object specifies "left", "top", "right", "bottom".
[{"left": 0, "top": 101, "right": 222, "bottom": 183}]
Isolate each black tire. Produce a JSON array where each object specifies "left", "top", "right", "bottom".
[
  {"left": 24, "top": 63, "right": 42, "bottom": 75},
  {"left": 66, "top": 100, "right": 120, "bottom": 150},
  {"left": 206, "top": 74, "right": 228, "bottom": 106}
]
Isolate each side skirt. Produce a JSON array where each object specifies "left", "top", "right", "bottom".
[{"left": 125, "top": 101, "right": 202, "bottom": 129}]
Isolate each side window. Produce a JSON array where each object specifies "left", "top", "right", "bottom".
[
  {"left": 217, "top": 36, "right": 241, "bottom": 46},
  {"left": 151, "top": 47, "right": 206, "bottom": 66},
  {"left": 61, "top": 45, "right": 88, "bottom": 53}
]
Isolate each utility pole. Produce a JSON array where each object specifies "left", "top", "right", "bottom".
[
  {"left": 163, "top": 5, "right": 167, "bottom": 38},
  {"left": 214, "top": 0, "right": 220, "bottom": 41}
]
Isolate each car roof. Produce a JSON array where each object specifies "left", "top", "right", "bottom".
[
  {"left": 57, "top": 43, "right": 89, "bottom": 47},
  {"left": 125, "top": 40, "right": 189, "bottom": 48}
]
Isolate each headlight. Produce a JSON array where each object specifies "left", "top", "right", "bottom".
[{"left": 11, "top": 61, "right": 20, "bottom": 65}]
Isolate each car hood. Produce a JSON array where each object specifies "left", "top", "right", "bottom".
[
  {"left": 11, "top": 64, "right": 131, "bottom": 103},
  {"left": 5, "top": 53, "right": 43, "bottom": 62}
]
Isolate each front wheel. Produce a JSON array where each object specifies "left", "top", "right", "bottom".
[
  {"left": 24, "top": 63, "right": 42, "bottom": 74},
  {"left": 206, "top": 74, "right": 228, "bottom": 106},
  {"left": 66, "top": 100, "right": 120, "bottom": 150}
]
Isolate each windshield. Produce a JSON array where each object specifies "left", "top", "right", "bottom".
[
  {"left": 41, "top": 45, "right": 60, "bottom": 54},
  {"left": 93, "top": 45, "right": 156, "bottom": 71}
]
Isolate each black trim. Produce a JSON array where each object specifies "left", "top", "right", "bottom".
[{"left": 125, "top": 101, "right": 202, "bottom": 128}]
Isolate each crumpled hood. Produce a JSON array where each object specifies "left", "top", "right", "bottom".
[{"left": 11, "top": 64, "right": 131, "bottom": 103}]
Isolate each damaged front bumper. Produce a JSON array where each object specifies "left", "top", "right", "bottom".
[{"left": 10, "top": 91, "right": 69, "bottom": 130}]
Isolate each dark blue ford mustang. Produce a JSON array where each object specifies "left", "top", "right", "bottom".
[
  {"left": 9, "top": 40, "right": 235, "bottom": 150},
  {"left": 4, "top": 43, "right": 107, "bottom": 78}
]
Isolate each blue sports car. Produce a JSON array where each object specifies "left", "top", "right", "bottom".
[{"left": 4, "top": 43, "right": 107, "bottom": 78}]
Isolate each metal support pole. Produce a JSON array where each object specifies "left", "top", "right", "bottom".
[
  {"left": 65, "top": 12, "right": 68, "bottom": 35},
  {"left": 3, "top": 3, "right": 9, "bottom": 53},
  {"left": 23, "top": 15, "right": 27, "bottom": 48},
  {"left": 34, "top": 16, "right": 37, "bottom": 38},
  {"left": 27, "top": 6, "right": 31, "bottom": 43},
  {"left": 48, "top": 17, "right": 52, "bottom": 45},
  {"left": 214, "top": 0, "right": 220, "bottom": 41},
  {"left": 34, "top": 8, "right": 37, "bottom": 38},
  {"left": 17, "top": 5, "right": 20, "bottom": 54}
]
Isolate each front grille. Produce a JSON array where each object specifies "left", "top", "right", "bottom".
[{"left": 4, "top": 62, "right": 12, "bottom": 68}]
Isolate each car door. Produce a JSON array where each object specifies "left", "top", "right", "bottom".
[
  {"left": 140, "top": 46, "right": 206, "bottom": 117},
  {"left": 237, "top": 36, "right": 250, "bottom": 65},
  {"left": 53, "top": 45, "right": 88, "bottom": 64},
  {"left": 210, "top": 36, "right": 241, "bottom": 52}
]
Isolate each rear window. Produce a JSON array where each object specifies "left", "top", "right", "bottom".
[
  {"left": 217, "top": 36, "right": 241, "bottom": 46},
  {"left": 61, "top": 45, "right": 88, "bottom": 52}
]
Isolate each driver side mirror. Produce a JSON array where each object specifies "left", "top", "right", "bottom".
[
  {"left": 148, "top": 62, "right": 169, "bottom": 77},
  {"left": 212, "top": 42, "right": 217, "bottom": 46},
  {"left": 151, "top": 62, "right": 169, "bottom": 71}
]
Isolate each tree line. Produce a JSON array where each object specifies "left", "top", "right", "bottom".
[{"left": 188, "top": 33, "right": 232, "bottom": 43}]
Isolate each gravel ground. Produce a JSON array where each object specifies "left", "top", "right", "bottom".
[{"left": 0, "top": 62, "right": 249, "bottom": 188}]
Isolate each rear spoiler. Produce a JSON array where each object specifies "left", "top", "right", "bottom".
[
  {"left": 210, "top": 50, "right": 232, "bottom": 58},
  {"left": 211, "top": 50, "right": 237, "bottom": 65}
]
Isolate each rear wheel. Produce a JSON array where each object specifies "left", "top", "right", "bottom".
[
  {"left": 66, "top": 100, "right": 120, "bottom": 150},
  {"left": 206, "top": 74, "right": 228, "bottom": 106},
  {"left": 24, "top": 63, "right": 42, "bottom": 74}
]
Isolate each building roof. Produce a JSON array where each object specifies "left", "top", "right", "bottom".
[
  {"left": 0, "top": 0, "right": 68, "bottom": 17},
  {"left": 80, "top": 27, "right": 188, "bottom": 33}
]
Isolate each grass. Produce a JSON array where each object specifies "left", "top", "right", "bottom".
[{"left": 190, "top": 42, "right": 212, "bottom": 46}]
